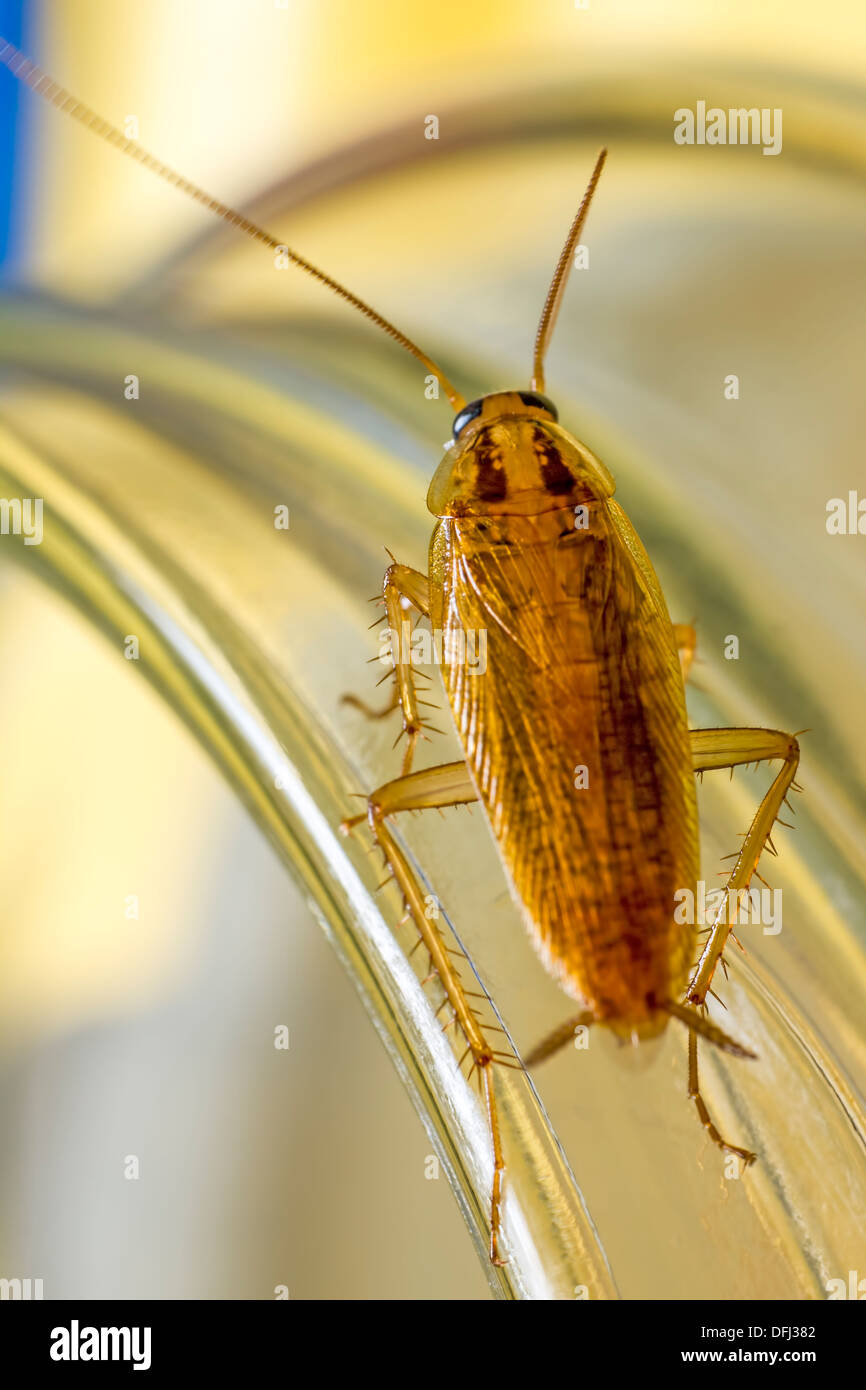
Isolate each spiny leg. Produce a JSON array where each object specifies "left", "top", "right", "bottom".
[
  {"left": 684, "top": 726, "right": 800, "bottom": 1164},
  {"left": 688, "top": 1030, "right": 755, "bottom": 1166},
  {"left": 342, "top": 759, "right": 511, "bottom": 1264},
  {"left": 345, "top": 563, "right": 436, "bottom": 775},
  {"left": 688, "top": 727, "right": 800, "bottom": 1006},
  {"left": 383, "top": 564, "right": 433, "bottom": 776}
]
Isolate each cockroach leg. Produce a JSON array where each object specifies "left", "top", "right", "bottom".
[
  {"left": 663, "top": 998, "right": 755, "bottom": 1058},
  {"left": 340, "top": 690, "right": 401, "bottom": 720},
  {"left": 341, "top": 758, "right": 509, "bottom": 1263},
  {"left": 380, "top": 564, "right": 432, "bottom": 776},
  {"left": 681, "top": 727, "right": 800, "bottom": 1164},
  {"left": 688, "top": 727, "right": 800, "bottom": 1006},
  {"left": 688, "top": 1030, "right": 757, "bottom": 1167},
  {"left": 523, "top": 1012, "right": 596, "bottom": 1067},
  {"left": 480, "top": 1063, "right": 506, "bottom": 1265},
  {"left": 673, "top": 623, "right": 698, "bottom": 684},
  {"left": 342, "top": 563, "right": 433, "bottom": 776},
  {"left": 381, "top": 562, "right": 431, "bottom": 617}
]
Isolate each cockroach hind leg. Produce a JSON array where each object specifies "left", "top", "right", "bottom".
[
  {"left": 660, "top": 999, "right": 758, "bottom": 1164},
  {"left": 687, "top": 1031, "right": 758, "bottom": 1169},
  {"left": 662, "top": 993, "right": 760, "bottom": 1167},
  {"left": 662, "top": 997, "right": 757, "bottom": 1060}
]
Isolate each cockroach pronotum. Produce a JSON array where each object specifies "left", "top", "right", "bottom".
[{"left": 0, "top": 38, "right": 803, "bottom": 1267}]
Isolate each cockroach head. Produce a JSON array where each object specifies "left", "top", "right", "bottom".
[
  {"left": 451, "top": 390, "right": 558, "bottom": 440},
  {"left": 427, "top": 390, "right": 615, "bottom": 519}
]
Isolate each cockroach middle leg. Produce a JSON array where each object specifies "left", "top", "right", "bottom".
[
  {"left": 682, "top": 726, "right": 801, "bottom": 1163},
  {"left": 341, "top": 759, "right": 511, "bottom": 1263}
]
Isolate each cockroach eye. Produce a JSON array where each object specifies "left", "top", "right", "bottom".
[
  {"left": 451, "top": 398, "right": 485, "bottom": 439},
  {"left": 451, "top": 392, "right": 558, "bottom": 440},
  {"left": 517, "top": 390, "right": 558, "bottom": 421}
]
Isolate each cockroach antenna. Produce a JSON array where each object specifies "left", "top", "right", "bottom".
[
  {"left": 531, "top": 146, "right": 607, "bottom": 395},
  {"left": 0, "top": 36, "right": 468, "bottom": 411}
]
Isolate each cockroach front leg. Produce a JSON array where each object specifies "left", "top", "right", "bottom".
[
  {"left": 341, "top": 760, "right": 510, "bottom": 1265},
  {"left": 350, "top": 563, "right": 434, "bottom": 776},
  {"left": 673, "top": 622, "right": 698, "bottom": 684},
  {"left": 340, "top": 689, "right": 401, "bottom": 721},
  {"left": 683, "top": 726, "right": 801, "bottom": 1165}
]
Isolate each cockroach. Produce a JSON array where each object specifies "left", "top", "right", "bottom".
[{"left": 0, "top": 38, "right": 803, "bottom": 1266}]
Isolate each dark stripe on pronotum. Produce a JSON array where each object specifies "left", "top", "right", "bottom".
[
  {"left": 473, "top": 428, "right": 508, "bottom": 502},
  {"left": 532, "top": 426, "right": 574, "bottom": 494}
]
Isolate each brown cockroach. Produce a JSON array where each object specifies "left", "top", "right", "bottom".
[{"left": 1, "top": 39, "right": 803, "bottom": 1265}]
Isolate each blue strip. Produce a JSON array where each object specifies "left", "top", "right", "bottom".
[{"left": 0, "top": 0, "right": 30, "bottom": 277}]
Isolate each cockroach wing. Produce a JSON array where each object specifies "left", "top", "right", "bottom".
[{"left": 430, "top": 500, "right": 699, "bottom": 1034}]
